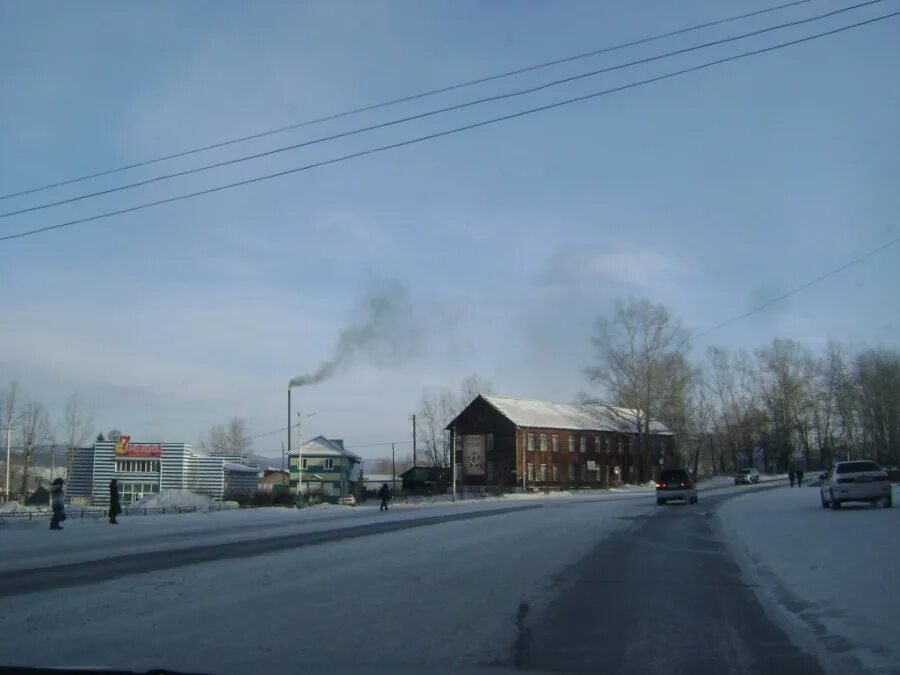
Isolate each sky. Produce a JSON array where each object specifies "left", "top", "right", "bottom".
[{"left": 1, "top": 0, "right": 898, "bottom": 460}]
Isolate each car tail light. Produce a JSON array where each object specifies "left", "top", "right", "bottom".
[{"left": 680, "top": 482, "right": 686, "bottom": 488}]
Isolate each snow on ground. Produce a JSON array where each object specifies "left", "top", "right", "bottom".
[
  {"left": 0, "top": 497, "right": 655, "bottom": 674},
  {"left": 129, "top": 489, "right": 221, "bottom": 510},
  {"left": 719, "top": 483, "right": 900, "bottom": 675}
]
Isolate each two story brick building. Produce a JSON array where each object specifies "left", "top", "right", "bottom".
[{"left": 445, "top": 395, "right": 675, "bottom": 490}]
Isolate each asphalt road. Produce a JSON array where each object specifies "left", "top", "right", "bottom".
[
  {"left": 0, "top": 483, "right": 825, "bottom": 675},
  {"left": 517, "top": 489, "right": 823, "bottom": 675}
]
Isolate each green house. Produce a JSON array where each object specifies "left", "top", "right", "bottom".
[{"left": 288, "top": 436, "right": 361, "bottom": 502}]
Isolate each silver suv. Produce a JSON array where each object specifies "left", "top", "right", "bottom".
[{"left": 820, "top": 460, "right": 892, "bottom": 509}]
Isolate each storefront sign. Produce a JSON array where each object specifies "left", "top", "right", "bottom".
[{"left": 114, "top": 435, "right": 163, "bottom": 457}]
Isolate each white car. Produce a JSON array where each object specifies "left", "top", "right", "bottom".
[
  {"left": 820, "top": 460, "right": 892, "bottom": 509},
  {"left": 734, "top": 468, "right": 759, "bottom": 485}
]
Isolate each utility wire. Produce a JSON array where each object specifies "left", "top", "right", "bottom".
[
  {"left": 2, "top": 11, "right": 896, "bottom": 244},
  {"left": 0, "top": 0, "right": 818, "bottom": 202},
  {"left": 692, "top": 233, "right": 900, "bottom": 340},
  {"left": 1, "top": 0, "right": 885, "bottom": 221}
]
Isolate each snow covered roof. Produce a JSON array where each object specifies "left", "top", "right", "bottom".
[
  {"left": 471, "top": 395, "right": 672, "bottom": 435},
  {"left": 292, "top": 436, "right": 362, "bottom": 461}
]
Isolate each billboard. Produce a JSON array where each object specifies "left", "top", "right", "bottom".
[
  {"left": 114, "top": 436, "right": 163, "bottom": 458},
  {"left": 463, "top": 435, "right": 486, "bottom": 475}
]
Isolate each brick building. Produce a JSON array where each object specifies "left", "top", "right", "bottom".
[{"left": 445, "top": 395, "right": 675, "bottom": 490}]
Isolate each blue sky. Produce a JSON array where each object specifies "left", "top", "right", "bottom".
[{"left": 1, "top": 0, "right": 898, "bottom": 459}]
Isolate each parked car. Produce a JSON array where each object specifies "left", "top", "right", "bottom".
[
  {"left": 656, "top": 469, "right": 698, "bottom": 505},
  {"left": 734, "top": 468, "right": 760, "bottom": 485},
  {"left": 820, "top": 460, "right": 892, "bottom": 509}
]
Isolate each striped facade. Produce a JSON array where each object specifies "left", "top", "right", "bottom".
[
  {"left": 66, "top": 447, "right": 94, "bottom": 502},
  {"left": 77, "top": 442, "right": 253, "bottom": 506}
]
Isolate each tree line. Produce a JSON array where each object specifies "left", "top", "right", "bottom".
[{"left": 588, "top": 298, "right": 900, "bottom": 475}]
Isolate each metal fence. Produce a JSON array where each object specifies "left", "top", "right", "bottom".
[{"left": 0, "top": 504, "right": 236, "bottom": 522}]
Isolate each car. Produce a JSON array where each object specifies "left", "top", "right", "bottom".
[
  {"left": 734, "top": 468, "right": 760, "bottom": 485},
  {"left": 820, "top": 460, "right": 892, "bottom": 509},
  {"left": 656, "top": 469, "right": 698, "bottom": 505}
]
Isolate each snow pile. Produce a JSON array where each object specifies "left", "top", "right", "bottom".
[
  {"left": 720, "top": 484, "right": 900, "bottom": 673},
  {"left": 129, "top": 489, "right": 218, "bottom": 510}
]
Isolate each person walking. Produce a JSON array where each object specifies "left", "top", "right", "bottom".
[
  {"left": 108, "top": 479, "right": 121, "bottom": 524},
  {"left": 49, "top": 478, "right": 66, "bottom": 530},
  {"left": 378, "top": 483, "right": 391, "bottom": 512},
  {"left": 788, "top": 471, "right": 795, "bottom": 488},
  {"left": 796, "top": 469, "right": 804, "bottom": 488}
]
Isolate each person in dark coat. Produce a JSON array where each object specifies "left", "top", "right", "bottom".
[
  {"left": 109, "top": 479, "right": 121, "bottom": 524},
  {"left": 788, "top": 471, "right": 795, "bottom": 487},
  {"left": 49, "top": 478, "right": 66, "bottom": 530},
  {"left": 378, "top": 483, "right": 391, "bottom": 512},
  {"left": 796, "top": 469, "right": 804, "bottom": 487}
]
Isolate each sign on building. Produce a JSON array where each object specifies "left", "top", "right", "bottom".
[{"left": 463, "top": 435, "right": 486, "bottom": 475}]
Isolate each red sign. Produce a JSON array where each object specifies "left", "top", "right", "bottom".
[{"left": 114, "top": 436, "right": 163, "bottom": 457}]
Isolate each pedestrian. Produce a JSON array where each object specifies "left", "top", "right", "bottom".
[
  {"left": 109, "top": 479, "right": 121, "bottom": 524},
  {"left": 49, "top": 478, "right": 66, "bottom": 531},
  {"left": 797, "top": 469, "right": 804, "bottom": 488},
  {"left": 378, "top": 483, "right": 391, "bottom": 512},
  {"left": 788, "top": 471, "right": 795, "bottom": 488}
]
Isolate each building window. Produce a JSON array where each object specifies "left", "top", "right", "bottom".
[
  {"left": 552, "top": 435, "right": 559, "bottom": 452},
  {"left": 551, "top": 464, "right": 559, "bottom": 481},
  {"left": 617, "top": 437, "right": 624, "bottom": 454},
  {"left": 568, "top": 436, "right": 575, "bottom": 452},
  {"left": 324, "top": 458, "right": 334, "bottom": 470},
  {"left": 115, "top": 459, "right": 160, "bottom": 473},
  {"left": 527, "top": 463, "right": 534, "bottom": 481},
  {"left": 301, "top": 458, "right": 308, "bottom": 469},
  {"left": 539, "top": 464, "right": 547, "bottom": 481},
  {"left": 527, "top": 434, "right": 535, "bottom": 452},
  {"left": 568, "top": 464, "right": 575, "bottom": 481},
  {"left": 580, "top": 436, "right": 586, "bottom": 453},
  {"left": 606, "top": 436, "right": 612, "bottom": 454},
  {"left": 540, "top": 434, "right": 547, "bottom": 452}
]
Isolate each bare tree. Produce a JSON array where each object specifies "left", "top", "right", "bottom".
[
  {"left": 201, "top": 416, "right": 253, "bottom": 455},
  {"left": 18, "top": 399, "right": 50, "bottom": 495},
  {"left": 586, "top": 298, "right": 690, "bottom": 482},
  {"left": 854, "top": 348, "right": 900, "bottom": 466},
  {"left": 61, "top": 393, "right": 94, "bottom": 481}
]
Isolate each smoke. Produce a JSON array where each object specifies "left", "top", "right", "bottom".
[{"left": 289, "top": 280, "right": 420, "bottom": 387}]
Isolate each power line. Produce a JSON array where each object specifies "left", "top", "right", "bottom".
[
  {"left": 2, "top": 10, "right": 895, "bottom": 244},
  {"left": 2, "top": 0, "right": 884, "bottom": 221},
  {"left": 692, "top": 233, "right": 900, "bottom": 340},
  {"left": 0, "top": 0, "right": 818, "bottom": 203}
]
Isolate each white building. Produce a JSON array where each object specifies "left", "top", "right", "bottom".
[{"left": 67, "top": 437, "right": 255, "bottom": 506}]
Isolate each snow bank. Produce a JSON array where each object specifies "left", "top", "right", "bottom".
[
  {"left": 129, "top": 489, "right": 219, "bottom": 510},
  {"left": 719, "top": 484, "right": 900, "bottom": 673}
]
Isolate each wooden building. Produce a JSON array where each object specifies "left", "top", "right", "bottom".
[{"left": 445, "top": 395, "right": 675, "bottom": 490}]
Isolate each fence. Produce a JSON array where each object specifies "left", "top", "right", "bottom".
[{"left": 0, "top": 504, "right": 236, "bottom": 522}]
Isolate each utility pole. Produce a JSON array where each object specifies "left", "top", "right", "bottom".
[
  {"left": 391, "top": 443, "right": 396, "bottom": 493},
  {"left": 451, "top": 428, "right": 456, "bottom": 502},
  {"left": 4, "top": 423, "right": 11, "bottom": 503},
  {"left": 412, "top": 413, "right": 417, "bottom": 468}
]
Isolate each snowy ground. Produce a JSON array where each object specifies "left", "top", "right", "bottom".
[{"left": 719, "top": 483, "right": 900, "bottom": 675}]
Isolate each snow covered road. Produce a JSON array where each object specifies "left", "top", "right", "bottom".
[
  {"left": 720, "top": 484, "right": 900, "bottom": 675},
  {"left": 0, "top": 479, "right": 832, "bottom": 675}
]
